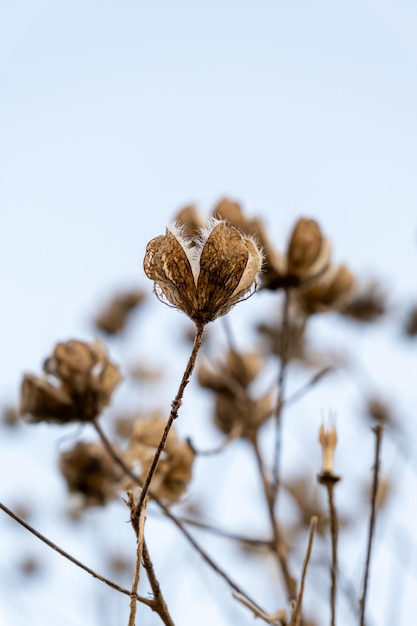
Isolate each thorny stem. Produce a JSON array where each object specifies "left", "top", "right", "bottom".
[
  {"left": 252, "top": 436, "right": 297, "bottom": 602},
  {"left": 93, "top": 412, "right": 266, "bottom": 615},
  {"left": 360, "top": 422, "right": 384, "bottom": 626},
  {"left": 133, "top": 321, "right": 205, "bottom": 520},
  {"left": 0, "top": 501, "right": 152, "bottom": 607},
  {"left": 128, "top": 496, "right": 148, "bottom": 626},
  {"left": 272, "top": 288, "right": 290, "bottom": 506},
  {"left": 290, "top": 516, "right": 318, "bottom": 626}
]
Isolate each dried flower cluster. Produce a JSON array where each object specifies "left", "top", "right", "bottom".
[{"left": 20, "top": 340, "right": 122, "bottom": 424}]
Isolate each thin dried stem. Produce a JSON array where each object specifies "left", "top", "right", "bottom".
[
  {"left": 128, "top": 495, "right": 148, "bottom": 626},
  {"left": 232, "top": 593, "right": 287, "bottom": 625},
  {"left": 142, "top": 541, "right": 175, "bottom": 626},
  {"left": 251, "top": 437, "right": 297, "bottom": 602},
  {"left": 133, "top": 321, "right": 205, "bottom": 521},
  {"left": 272, "top": 288, "right": 290, "bottom": 505},
  {"left": 93, "top": 415, "right": 264, "bottom": 612},
  {"left": 290, "top": 516, "right": 318, "bottom": 626},
  {"left": 360, "top": 422, "right": 384, "bottom": 626},
  {"left": 0, "top": 501, "right": 151, "bottom": 607}
]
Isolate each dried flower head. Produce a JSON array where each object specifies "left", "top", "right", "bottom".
[
  {"left": 286, "top": 218, "right": 331, "bottom": 283},
  {"left": 124, "top": 416, "right": 195, "bottom": 502},
  {"left": 20, "top": 339, "right": 122, "bottom": 424},
  {"left": 94, "top": 289, "right": 145, "bottom": 335},
  {"left": 59, "top": 441, "right": 122, "bottom": 506},
  {"left": 143, "top": 219, "right": 263, "bottom": 325},
  {"left": 341, "top": 280, "right": 386, "bottom": 322},
  {"left": 214, "top": 389, "right": 274, "bottom": 440}
]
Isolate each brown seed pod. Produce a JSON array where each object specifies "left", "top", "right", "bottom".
[{"left": 143, "top": 219, "right": 263, "bottom": 325}]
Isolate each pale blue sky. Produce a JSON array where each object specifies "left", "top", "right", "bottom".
[{"left": 1, "top": 2, "right": 417, "bottom": 624}]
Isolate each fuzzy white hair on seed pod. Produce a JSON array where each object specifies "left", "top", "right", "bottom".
[{"left": 168, "top": 222, "right": 200, "bottom": 284}]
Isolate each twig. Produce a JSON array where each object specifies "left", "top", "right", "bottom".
[
  {"left": 252, "top": 437, "right": 297, "bottom": 602},
  {"left": 359, "top": 422, "right": 384, "bottom": 626},
  {"left": 0, "top": 501, "right": 151, "bottom": 607},
  {"left": 93, "top": 418, "right": 266, "bottom": 613},
  {"left": 128, "top": 494, "right": 148, "bottom": 626},
  {"left": 142, "top": 541, "right": 175, "bottom": 626},
  {"left": 290, "top": 516, "right": 318, "bottom": 626},
  {"left": 272, "top": 288, "right": 290, "bottom": 505},
  {"left": 232, "top": 593, "right": 287, "bottom": 625},
  {"left": 133, "top": 321, "right": 205, "bottom": 521},
  {"left": 317, "top": 473, "right": 340, "bottom": 626}
]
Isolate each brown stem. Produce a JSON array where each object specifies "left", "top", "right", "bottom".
[
  {"left": 251, "top": 437, "right": 297, "bottom": 602},
  {"left": 94, "top": 403, "right": 264, "bottom": 613},
  {"left": 128, "top": 496, "right": 148, "bottom": 626},
  {"left": 142, "top": 541, "right": 175, "bottom": 626},
  {"left": 290, "top": 516, "right": 317, "bottom": 626},
  {"left": 272, "top": 288, "right": 290, "bottom": 505},
  {"left": 0, "top": 501, "right": 152, "bottom": 607},
  {"left": 359, "top": 422, "right": 384, "bottom": 626},
  {"left": 133, "top": 322, "right": 205, "bottom": 520},
  {"left": 326, "top": 482, "right": 339, "bottom": 626}
]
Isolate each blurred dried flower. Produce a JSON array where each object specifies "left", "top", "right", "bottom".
[
  {"left": 296, "top": 264, "right": 355, "bottom": 315},
  {"left": 94, "top": 289, "right": 145, "bottom": 335},
  {"left": 59, "top": 441, "right": 122, "bottom": 506},
  {"left": 124, "top": 416, "right": 195, "bottom": 502},
  {"left": 403, "top": 305, "right": 417, "bottom": 337},
  {"left": 257, "top": 313, "right": 307, "bottom": 363},
  {"left": 1, "top": 405, "right": 19, "bottom": 428},
  {"left": 20, "top": 340, "right": 122, "bottom": 424},
  {"left": 286, "top": 218, "right": 331, "bottom": 282},
  {"left": 198, "top": 350, "right": 263, "bottom": 393},
  {"left": 174, "top": 204, "right": 205, "bottom": 240},
  {"left": 18, "top": 556, "right": 41, "bottom": 577},
  {"left": 143, "top": 219, "right": 263, "bottom": 325},
  {"left": 363, "top": 476, "right": 392, "bottom": 512},
  {"left": 341, "top": 281, "right": 386, "bottom": 322},
  {"left": 365, "top": 397, "right": 393, "bottom": 425},
  {"left": 214, "top": 389, "right": 274, "bottom": 440}
]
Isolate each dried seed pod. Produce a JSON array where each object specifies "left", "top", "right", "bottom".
[
  {"left": 94, "top": 289, "right": 145, "bottom": 335},
  {"left": 287, "top": 218, "right": 331, "bottom": 282},
  {"left": 59, "top": 441, "right": 121, "bottom": 506},
  {"left": 296, "top": 264, "right": 355, "bottom": 314},
  {"left": 341, "top": 280, "right": 386, "bottom": 322},
  {"left": 198, "top": 350, "right": 263, "bottom": 393},
  {"left": 214, "top": 390, "right": 274, "bottom": 439},
  {"left": 124, "top": 417, "right": 195, "bottom": 502},
  {"left": 20, "top": 340, "right": 122, "bottom": 424},
  {"left": 212, "top": 198, "right": 285, "bottom": 291},
  {"left": 143, "top": 219, "right": 263, "bottom": 325}
]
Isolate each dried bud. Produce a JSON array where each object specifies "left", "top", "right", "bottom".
[
  {"left": 124, "top": 417, "right": 195, "bottom": 502},
  {"left": 296, "top": 264, "right": 355, "bottom": 315},
  {"left": 94, "top": 289, "right": 145, "bottom": 335},
  {"left": 287, "top": 218, "right": 331, "bottom": 282},
  {"left": 318, "top": 424, "right": 339, "bottom": 483},
  {"left": 143, "top": 219, "right": 263, "bottom": 325},
  {"left": 59, "top": 441, "right": 122, "bottom": 506},
  {"left": 21, "top": 340, "right": 122, "bottom": 424}
]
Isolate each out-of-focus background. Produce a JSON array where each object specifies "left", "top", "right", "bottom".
[{"left": 1, "top": 2, "right": 417, "bottom": 625}]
